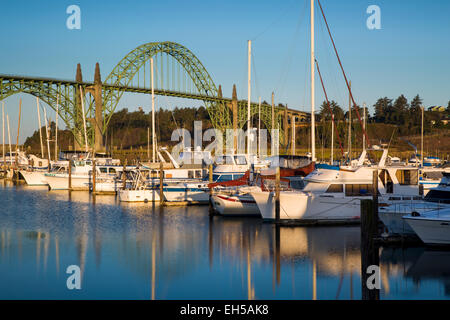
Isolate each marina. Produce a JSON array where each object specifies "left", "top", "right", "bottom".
[{"left": 0, "top": 0, "right": 449, "bottom": 307}]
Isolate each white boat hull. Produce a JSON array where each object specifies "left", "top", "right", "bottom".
[
  {"left": 404, "top": 216, "right": 450, "bottom": 245},
  {"left": 163, "top": 187, "right": 210, "bottom": 203},
  {"left": 250, "top": 190, "right": 362, "bottom": 222},
  {"left": 379, "top": 201, "right": 447, "bottom": 235},
  {"left": 20, "top": 171, "right": 48, "bottom": 186},
  {"left": 211, "top": 193, "right": 260, "bottom": 216},
  {"left": 45, "top": 174, "right": 90, "bottom": 191},
  {"left": 118, "top": 189, "right": 160, "bottom": 202}
]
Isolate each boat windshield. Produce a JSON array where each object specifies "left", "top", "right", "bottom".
[{"left": 235, "top": 155, "right": 247, "bottom": 165}]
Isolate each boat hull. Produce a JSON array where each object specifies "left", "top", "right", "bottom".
[
  {"left": 404, "top": 216, "right": 450, "bottom": 245},
  {"left": 250, "top": 190, "right": 362, "bottom": 222},
  {"left": 118, "top": 189, "right": 160, "bottom": 202},
  {"left": 211, "top": 193, "right": 260, "bottom": 216},
  {"left": 45, "top": 174, "right": 90, "bottom": 191},
  {"left": 379, "top": 201, "right": 447, "bottom": 235},
  {"left": 163, "top": 187, "right": 210, "bottom": 203},
  {"left": 20, "top": 171, "right": 48, "bottom": 186}
]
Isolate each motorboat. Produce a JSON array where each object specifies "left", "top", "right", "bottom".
[
  {"left": 403, "top": 208, "right": 450, "bottom": 245},
  {"left": 250, "top": 149, "right": 426, "bottom": 222}
]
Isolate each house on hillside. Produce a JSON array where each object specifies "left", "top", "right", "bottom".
[{"left": 428, "top": 106, "right": 446, "bottom": 112}]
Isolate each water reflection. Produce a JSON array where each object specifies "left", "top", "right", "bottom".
[{"left": 0, "top": 183, "right": 449, "bottom": 299}]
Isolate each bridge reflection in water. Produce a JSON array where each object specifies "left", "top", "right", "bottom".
[{"left": 0, "top": 183, "right": 449, "bottom": 300}]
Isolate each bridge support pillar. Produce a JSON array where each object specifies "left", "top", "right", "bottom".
[
  {"left": 74, "top": 63, "right": 84, "bottom": 151},
  {"left": 86, "top": 63, "right": 104, "bottom": 152},
  {"left": 93, "top": 63, "right": 104, "bottom": 152}
]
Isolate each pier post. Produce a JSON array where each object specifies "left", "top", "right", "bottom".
[
  {"left": 208, "top": 164, "right": 215, "bottom": 216},
  {"left": 68, "top": 159, "right": 72, "bottom": 192},
  {"left": 360, "top": 199, "right": 380, "bottom": 300},
  {"left": 159, "top": 161, "right": 164, "bottom": 205},
  {"left": 275, "top": 224, "right": 281, "bottom": 285},
  {"left": 372, "top": 170, "right": 379, "bottom": 224},
  {"left": 275, "top": 166, "right": 280, "bottom": 222},
  {"left": 122, "top": 159, "right": 127, "bottom": 190},
  {"left": 92, "top": 159, "right": 96, "bottom": 194}
]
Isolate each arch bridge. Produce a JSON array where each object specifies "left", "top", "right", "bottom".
[{"left": 0, "top": 42, "right": 308, "bottom": 149}]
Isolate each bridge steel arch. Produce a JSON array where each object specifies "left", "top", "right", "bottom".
[
  {"left": 0, "top": 42, "right": 309, "bottom": 148},
  {"left": 102, "top": 41, "right": 232, "bottom": 132}
]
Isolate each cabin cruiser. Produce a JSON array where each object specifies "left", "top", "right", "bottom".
[
  {"left": 419, "top": 167, "right": 450, "bottom": 193},
  {"left": 118, "top": 169, "right": 160, "bottom": 202},
  {"left": 379, "top": 173, "right": 450, "bottom": 235},
  {"left": 20, "top": 160, "right": 68, "bottom": 186},
  {"left": 212, "top": 154, "right": 252, "bottom": 182},
  {"left": 250, "top": 149, "right": 425, "bottom": 222},
  {"left": 45, "top": 159, "right": 126, "bottom": 191}
]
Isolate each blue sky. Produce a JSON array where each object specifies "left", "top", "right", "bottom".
[{"left": 1, "top": 0, "right": 449, "bottom": 143}]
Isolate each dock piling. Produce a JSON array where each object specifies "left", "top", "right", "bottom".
[
  {"left": 275, "top": 166, "right": 280, "bottom": 222},
  {"left": 122, "top": 159, "right": 127, "bottom": 190},
  {"left": 159, "top": 161, "right": 164, "bottom": 205},
  {"left": 360, "top": 199, "right": 380, "bottom": 300},
  {"left": 68, "top": 159, "right": 72, "bottom": 192},
  {"left": 92, "top": 159, "right": 96, "bottom": 194}
]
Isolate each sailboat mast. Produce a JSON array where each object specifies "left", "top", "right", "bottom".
[
  {"left": 151, "top": 57, "right": 156, "bottom": 163},
  {"left": 15, "top": 99, "right": 22, "bottom": 167},
  {"left": 310, "top": 0, "right": 316, "bottom": 162},
  {"left": 258, "top": 97, "right": 261, "bottom": 157},
  {"left": 363, "top": 102, "right": 366, "bottom": 152},
  {"left": 7, "top": 114, "right": 12, "bottom": 165},
  {"left": 55, "top": 95, "right": 59, "bottom": 162},
  {"left": 16, "top": 99, "right": 22, "bottom": 151},
  {"left": 348, "top": 81, "right": 351, "bottom": 161},
  {"left": 36, "top": 97, "right": 44, "bottom": 159},
  {"left": 331, "top": 114, "right": 334, "bottom": 164},
  {"left": 421, "top": 105, "right": 424, "bottom": 167},
  {"left": 79, "top": 86, "right": 89, "bottom": 153},
  {"left": 2, "top": 102, "right": 5, "bottom": 169},
  {"left": 292, "top": 115, "right": 296, "bottom": 156},
  {"left": 247, "top": 40, "right": 252, "bottom": 157},
  {"left": 43, "top": 106, "right": 51, "bottom": 163}
]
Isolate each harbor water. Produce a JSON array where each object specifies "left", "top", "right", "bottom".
[{"left": 0, "top": 182, "right": 449, "bottom": 300}]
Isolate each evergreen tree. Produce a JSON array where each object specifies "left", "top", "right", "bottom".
[
  {"left": 410, "top": 95, "right": 423, "bottom": 128},
  {"left": 373, "top": 97, "right": 392, "bottom": 123},
  {"left": 319, "top": 100, "right": 344, "bottom": 121},
  {"left": 392, "top": 95, "right": 409, "bottom": 125}
]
